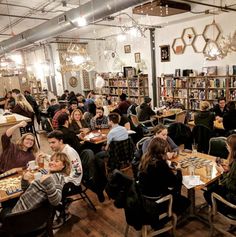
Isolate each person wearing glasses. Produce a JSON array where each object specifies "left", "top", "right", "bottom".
[{"left": 0, "top": 121, "right": 38, "bottom": 173}]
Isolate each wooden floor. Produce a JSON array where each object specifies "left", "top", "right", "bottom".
[{"left": 37, "top": 133, "right": 228, "bottom": 237}]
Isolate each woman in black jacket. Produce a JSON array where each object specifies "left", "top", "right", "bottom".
[{"left": 138, "top": 137, "right": 189, "bottom": 215}]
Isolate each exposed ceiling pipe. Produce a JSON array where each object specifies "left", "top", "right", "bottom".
[
  {"left": 0, "top": 0, "right": 149, "bottom": 55},
  {"left": 178, "top": 0, "right": 236, "bottom": 12},
  {"left": 0, "top": 13, "right": 49, "bottom": 21}
]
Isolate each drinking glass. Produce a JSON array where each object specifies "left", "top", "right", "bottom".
[
  {"left": 188, "top": 164, "right": 195, "bottom": 176},
  {"left": 206, "top": 164, "right": 213, "bottom": 179},
  {"left": 192, "top": 143, "right": 198, "bottom": 155}
]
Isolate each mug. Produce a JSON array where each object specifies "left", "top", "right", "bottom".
[{"left": 27, "top": 160, "right": 37, "bottom": 170}]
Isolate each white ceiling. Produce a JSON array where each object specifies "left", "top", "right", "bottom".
[{"left": 0, "top": 0, "right": 235, "bottom": 44}]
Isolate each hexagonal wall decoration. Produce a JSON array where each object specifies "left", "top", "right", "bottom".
[
  {"left": 203, "top": 20, "right": 221, "bottom": 42},
  {"left": 192, "top": 34, "right": 206, "bottom": 53},
  {"left": 182, "top": 27, "right": 196, "bottom": 46},
  {"left": 172, "top": 37, "right": 186, "bottom": 54}
]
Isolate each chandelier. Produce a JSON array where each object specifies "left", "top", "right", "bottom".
[{"left": 59, "top": 42, "right": 95, "bottom": 72}]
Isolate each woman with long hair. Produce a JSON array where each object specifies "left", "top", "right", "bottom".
[
  {"left": 69, "top": 109, "right": 89, "bottom": 134},
  {"left": 0, "top": 121, "right": 38, "bottom": 173},
  {"left": 138, "top": 137, "right": 189, "bottom": 215},
  {"left": 39, "top": 97, "right": 51, "bottom": 132},
  {"left": 11, "top": 93, "right": 35, "bottom": 123},
  {"left": 204, "top": 134, "right": 236, "bottom": 205},
  {"left": 0, "top": 152, "right": 71, "bottom": 218}
]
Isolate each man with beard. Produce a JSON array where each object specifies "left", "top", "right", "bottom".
[{"left": 90, "top": 106, "right": 109, "bottom": 130}]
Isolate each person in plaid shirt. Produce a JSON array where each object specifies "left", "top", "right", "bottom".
[{"left": 90, "top": 107, "right": 109, "bottom": 130}]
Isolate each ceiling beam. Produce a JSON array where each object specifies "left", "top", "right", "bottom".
[{"left": 0, "top": 13, "right": 49, "bottom": 21}]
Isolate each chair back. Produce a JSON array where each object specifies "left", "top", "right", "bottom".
[
  {"left": 1, "top": 202, "right": 54, "bottom": 236},
  {"left": 210, "top": 192, "right": 236, "bottom": 237},
  {"left": 108, "top": 138, "right": 135, "bottom": 171},
  {"left": 135, "top": 105, "right": 141, "bottom": 117},
  {"left": 136, "top": 137, "right": 151, "bottom": 150},
  {"left": 129, "top": 114, "right": 140, "bottom": 127},
  {"left": 208, "top": 137, "right": 229, "bottom": 159},
  {"left": 175, "top": 110, "right": 187, "bottom": 123},
  {"left": 192, "top": 125, "right": 212, "bottom": 153}
]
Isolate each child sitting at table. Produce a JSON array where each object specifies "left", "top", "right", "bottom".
[
  {"left": 0, "top": 152, "right": 70, "bottom": 219},
  {"left": 0, "top": 121, "right": 38, "bottom": 173}
]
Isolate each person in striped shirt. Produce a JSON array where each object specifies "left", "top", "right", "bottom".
[{"left": 1, "top": 152, "right": 71, "bottom": 218}]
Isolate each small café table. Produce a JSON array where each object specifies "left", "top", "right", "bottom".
[
  {"left": 188, "top": 120, "right": 224, "bottom": 130},
  {"left": 0, "top": 168, "right": 23, "bottom": 203},
  {"left": 173, "top": 151, "right": 221, "bottom": 222},
  {"left": 80, "top": 128, "right": 136, "bottom": 145}
]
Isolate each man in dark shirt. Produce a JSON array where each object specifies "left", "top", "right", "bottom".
[
  {"left": 138, "top": 97, "right": 156, "bottom": 122},
  {"left": 47, "top": 99, "right": 60, "bottom": 118},
  {"left": 117, "top": 93, "right": 131, "bottom": 115},
  {"left": 212, "top": 97, "right": 227, "bottom": 121}
]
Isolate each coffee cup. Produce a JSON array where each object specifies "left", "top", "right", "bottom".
[{"left": 27, "top": 160, "right": 37, "bottom": 170}]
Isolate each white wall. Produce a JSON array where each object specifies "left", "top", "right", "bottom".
[{"left": 155, "top": 11, "right": 236, "bottom": 76}]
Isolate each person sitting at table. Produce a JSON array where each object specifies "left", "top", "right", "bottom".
[
  {"left": 104, "top": 113, "right": 128, "bottom": 151},
  {"left": 90, "top": 106, "right": 109, "bottom": 131},
  {"left": 69, "top": 109, "right": 89, "bottom": 134},
  {"left": 4, "top": 91, "right": 15, "bottom": 110},
  {"left": 60, "top": 90, "right": 69, "bottom": 101},
  {"left": 117, "top": 93, "right": 131, "bottom": 115},
  {"left": 57, "top": 113, "right": 83, "bottom": 154},
  {"left": 204, "top": 134, "right": 236, "bottom": 206},
  {"left": 164, "top": 95, "right": 185, "bottom": 110},
  {"left": 142, "top": 124, "right": 178, "bottom": 158},
  {"left": 138, "top": 137, "right": 189, "bottom": 216},
  {"left": 0, "top": 152, "right": 70, "bottom": 220},
  {"left": 112, "top": 108, "right": 131, "bottom": 130},
  {"left": 52, "top": 103, "right": 68, "bottom": 129},
  {"left": 194, "top": 101, "right": 215, "bottom": 131},
  {"left": 84, "top": 103, "right": 96, "bottom": 127},
  {"left": 67, "top": 91, "right": 77, "bottom": 104},
  {"left": 11, "top": 93, "right": 35, "bottom": 125},
  {"left": 223, "top": 101, "right": 236, "bottom": 134},
  {"left": 47, "top": 98, "right": 60, "bottom": 119},
  {"left": 138, "top": 97, "right": 156, "bottom": 122},
  {"left": 68, "top": 100, "right": 78, "bottom": 114},
  {"left": 39, "top": 97, "right": 51, "bottom": 132},
  {"left": 211, "top": 96, "right": 227, "bottom": 122},
  {"left": 0, "top": 121, "right": 38, "bottom": 173}
]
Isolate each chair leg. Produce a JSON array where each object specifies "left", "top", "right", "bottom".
[
  {"left": 32, "top": 125, "right": 40, "bottom": 148},
  {"left": 141, "top": 225, "right": 148, "bottom": 237},
  {"left": 124, "top": 224, "right": 129, "bottom": 237},
  {"left": 79, "top": 190, "right": 96, "bottom": 211}
]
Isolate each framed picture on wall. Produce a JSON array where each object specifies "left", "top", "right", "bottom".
[
  {"left": 134, "top": 53, "right": 141, "bottom": 63},
  {"left": 160, "top": 45, "right": 170, "bottom": 62},
  {"left": 124, "top": 45, "right": 131, "bottom": 54},
  {"left": 123, "top": 66, "right": 136, "bottom": 78}
]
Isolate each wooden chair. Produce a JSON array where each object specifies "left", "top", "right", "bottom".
[
  {"left": 163, "top": 110, "right": 187, "bottom": 125},
  {"left": 208, "top": 137, "right": 228, "bottom": 159},
  {"left": 210, "top": 192, "right": 236, "bottom": 237},
  {"left": 129, "top": 114, "right": 154, "bottom": 137},
  {"left": 0, "top": 202, "right": 55, "bottom": 237},
  {"left": 19, "top": 124, "right": 40, "bottom": 148},
  {"left": 125, "top": 194, "right": 177, "bottom": 237}
]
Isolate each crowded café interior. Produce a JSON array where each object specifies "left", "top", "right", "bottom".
[{"left": 0, "top": 0, "right": 236, "bottom": 236}]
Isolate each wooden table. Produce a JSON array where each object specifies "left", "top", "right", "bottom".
[
  {"left": 0, "top": 169, "right": 23, "bottom": 203},
  {"left": 174, "top": 151, "right": 220, "bottom": 221},
  {"left": 0, "top": 113, "right": 32, "bottom": 153},
  {"left": 80, "top": 128, "right": 136, "bottom": 145},
  {"left": 188, "top": 120, "right": 224, "bottom": 130}
]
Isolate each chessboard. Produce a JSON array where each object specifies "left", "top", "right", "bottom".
[
  {"left": 0, "top": 176, "right": 22, "bottom": 192},
  {"left": 179, "top": 157, "right": 212, "bottom": 169}
]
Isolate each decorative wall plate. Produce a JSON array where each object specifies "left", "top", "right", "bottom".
[{"left": 69, "top": 76, "right": 78, "bottom": 87}]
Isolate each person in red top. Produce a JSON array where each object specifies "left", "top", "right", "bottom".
[
  {"left": 52, "top": 103, "right": 68, "bottom": 129},
  {"left": 117, "top": 93, "right": 131, "bottom": 115},
  {"left": 0, "top": 121, "right": 38, "bottom": 173}
]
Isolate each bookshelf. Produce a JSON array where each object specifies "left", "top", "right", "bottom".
[
  {"left": 159, "top": 75, "right": 236, "bottom": 110},
  {"left": 100, "top": 73, "right": 149, "bottom": 104}
]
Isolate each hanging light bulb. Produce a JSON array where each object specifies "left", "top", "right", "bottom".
[
  {"left": 75, "top": 16, "right": 87, "bottom": 27},
  {"left": 117, "top": 33, "right": 126, "bottom": 42}
]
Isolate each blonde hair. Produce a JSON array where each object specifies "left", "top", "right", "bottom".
[
  {"left": 15, "top": 93, "right": 34, "bottom": 113},
  {"left": 200, "top": 101, "right": 210, "bottom": 111},
  {"left": 16, "top": 133, "right": 38, "bottom": 153},
  {"left": 50, "top": 152, "right": 71, "bottom": 176},
  {"left": 71, "top": 109, "right": 83, "bottom": 121}
]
